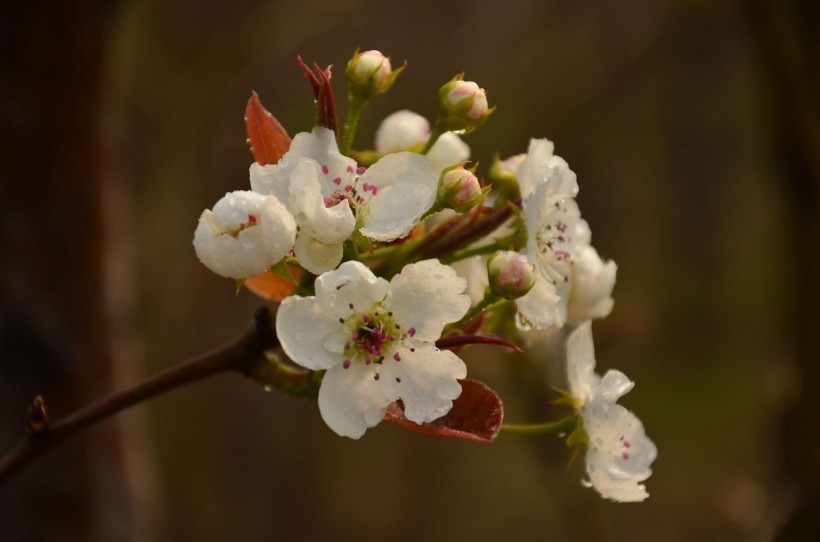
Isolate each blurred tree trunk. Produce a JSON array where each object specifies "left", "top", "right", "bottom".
[
  {"left": 746, "top": 0, "right": 820, "bottom": 537},
  {"left": 0, "top": 1, "right": 134, "bottom": 540}
]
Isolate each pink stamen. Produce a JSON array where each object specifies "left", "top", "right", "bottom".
[
  {"left": 346, "top": 165, "right": 354, "bottom": 174},
  {"left": 247, "top": 214, "right": 257, "bottom": 222},
  {"left": 393, "top": 352, "right": 401, "bottom": 362},
  {"left": 623, "top": 441, "right": 631, "bottom": 448},
  {"left": 357, "top": 166, "right": 366, "bottom": 174},
  {"left": 344, "top": 185, "right": 353, "bottom": 192},
  {"left": 408, "top": 327, "right": 416, "bottom": 337},
  {"left": 333, "top": 177, "right": 342, "bottom": 185},
  {"left": 321, "top": 164, "right": 329, "bottom": 174},
  {"left": 342, "top": 359, "right": 351, "bottom": 369},
  {"left": 554, "top": 250, "right": 571, "bottom": 261},
  {"left": 622, "top": 452, "right": 630, "bottom": 460},
  {"left": 344, "top": 342, "right": 350, "bottom": 350},
  {"left": 374, "top": 372, "right": 380, "bottom": 381}
]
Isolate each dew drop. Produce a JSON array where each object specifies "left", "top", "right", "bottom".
[
  {"left": 581, "top": 476, "right": 593, "bottom": 488},
  {"left": 515, "top": 312, "right": 534, "bottom": 331},
  {"left": 262, "top": 385, "right": 273, "bottom": 392}
]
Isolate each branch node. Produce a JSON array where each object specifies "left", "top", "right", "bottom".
[{"left": 25, "top": 395, "right": 50, "bottom": 437}]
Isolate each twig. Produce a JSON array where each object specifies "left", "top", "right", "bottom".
[{"left": 0, "top": 307, "right": 280, "bottom": 485}]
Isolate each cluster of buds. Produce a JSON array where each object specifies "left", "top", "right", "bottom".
[{"left": 193, "top": 49, "right": 655, "bottom": 503}]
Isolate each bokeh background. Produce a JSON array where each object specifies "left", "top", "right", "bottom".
[{"left": 2, "top": 0, "right": 820, "bottom": 540}]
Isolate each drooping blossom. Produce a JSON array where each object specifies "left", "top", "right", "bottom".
[
  {"left": 276, "top": 259, "right": 471, "bottom": 438},
  {"left": 515, "top": 138, "right": 616, "bottom": 332},
  {"left": 250, "top": 127, "right": 438, "bottom": 274},
  {"left": 566, "top": 322, "right": 657, "bottom": 502},
  {"left": 193, "top": 191, "right": 296, "bottom": 279}
]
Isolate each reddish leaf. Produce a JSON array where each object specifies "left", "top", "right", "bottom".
[
  {"left": 244, "top": 267, "right": 300, "bottom": 301},
  {"left": 384, "top": 378, "right": 504, "bottom": 443},
  {"left": 245, "top": 91, "right": 291, "bottom": 165},
  {"left": 436, "top": 334, "right": 523, "bottom": 353}
]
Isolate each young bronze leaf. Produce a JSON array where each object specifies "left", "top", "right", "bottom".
[
  {"left": 245, "top": 91, "right": 291, "bottom": 165},
  {"left": 384, "top": 378, "right": 504, "bottom": 443}
]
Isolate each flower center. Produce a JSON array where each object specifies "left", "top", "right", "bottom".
[
  {"left": 341, "top": 305, "right": 416, "bottom": 375},
  {"left": 535, "top": 201, "right": 575, "bottom": 284},
  {"left": 221, "top": 214, "right": 257, "bottom": 237}
]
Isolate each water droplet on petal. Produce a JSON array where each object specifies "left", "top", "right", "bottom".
[
  {"left": 262, "top": 385, "right": 273, "bottom": 392},
  {"left": 515, "top": 312, "right": 534, "bottom": 331},
  {"left": 581, "top": 476, "right": 593, "bottom": 488}
]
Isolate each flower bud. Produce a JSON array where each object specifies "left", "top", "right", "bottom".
[
  {"left": 438, "top": 75, "right": 494, "bottom": 133},
  {"left": 487, "top": 251, "right": 535, "bottom": 300},
  {"left": 345, "top": 50, "right": 404, "bottom": 100},
  {"left": 437, "top": 165, "right": 488, "bottom": 212}
]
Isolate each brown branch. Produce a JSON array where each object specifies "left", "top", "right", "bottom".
[{"left": 0, "top": 307, "right": 280, "bottom": 486}]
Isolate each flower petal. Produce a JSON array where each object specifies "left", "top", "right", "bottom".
[
  {"left": 249, "top": 161, "right": 292, "bottom": 204},
  {"left": 293, "top": 231, "right": 343, "bottom": 275},
  {"left": 288, "top": 161, "right": 355, "bottom": 244},
  {"left": 565, "top": 321, "right": 597, "bottom": 402},
  {"left": 387, "top": 259, "right": 470, "bottom": 342},
  {"left": 314, "top": 261, "right": 390, "bottom": 320},
  {"left": 426, "top": 131, "right": 470, "bottom": 176},
  {"left": 318, "top": 362, "right": 390, "bottom": 439},
  {"left": 515, "top": 276, "right": 565, "bottom": 331},
  {"left": 359, "top": 183, "right": 434, "bottom": 242},
  {"left": 583, "top": 400, "right": 657, "bottom": 502},
  {"left": 377, "top": 345, "right": 466, "bottom": 424},
  {"left": 276, "top": 295, "right": 343, "bottom": 371},
  {"left": 568, "top": 245, "right": 617, "bottom": 324},
  {"left": 357, "top": 151, "right": 437, "bottom": 205},
  {"left": 517, "top": 138, "right": 555, "bottom": 199},
  {"left": 289, "top": 127, "right": 357, "bottom": 188}
]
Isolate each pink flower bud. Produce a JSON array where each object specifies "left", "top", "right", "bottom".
[
  {"left": 438, "top": 166, "right": 485, "bottom": 212},
  {"left": 488, "top": 251, "right": 535, "bottom": 300}
]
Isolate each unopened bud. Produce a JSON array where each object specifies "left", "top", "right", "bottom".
[
  {"left": 438, "top": 165, "right": 488, "bottom": 212},
  {"left": 438, "top": 75, "right": 494, "bottom": 133},
  {"left": 488, "top": 251, "right": 535, "bottom": 300},
  {"left": 346, "top": 50, "right": 404, "bottom": 100}
]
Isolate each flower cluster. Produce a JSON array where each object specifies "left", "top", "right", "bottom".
[{"left": 193, "top": 49, "right": 656, "bottom": 503}]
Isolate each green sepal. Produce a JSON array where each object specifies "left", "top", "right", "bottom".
[{"left": 270, "top": 259, "right": 296, "bottom": 283}]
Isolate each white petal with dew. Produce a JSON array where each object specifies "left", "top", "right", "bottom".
[
  {"left": 515, "top": 276, "right": 564, "bottom": 331},
  {"left": 276, "top": 295, "right": 343, "bottom": 371},
  {"left": 289, "top": 127, "right": 357, "bottom": 188},
  {"left": 358, "top": 152, "right": 438, "bottom": 203},
  {"left": 318, "top": 362, "right": 390, "bottom": 439},
  {"left": 377, "top": 345, "right": 466, "bottom": 424},
  {"left": 249, "top": 160, "right": 294, "bottom": 204},
  {"left": 387, "top": 259, "right": 470, "bottom": 342},
  {"left": 359, "top": 183, "right": 434, "bottom": 242},
  {"left": 314, "top": 261, "right": 390, "bottom": 321},
  {"left": 517, "top": 138, "right": 555, "bottom": 199}
]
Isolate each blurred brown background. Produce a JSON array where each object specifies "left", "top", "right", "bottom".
[{"left": 2, "top": 0, "right": 820, "bottom": 540}]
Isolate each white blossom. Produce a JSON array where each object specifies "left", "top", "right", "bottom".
[
  {"left": 250, "top": 127, "right": 439, "bottom": 273},
  {"left": 516, "top": 152, "right": 583, "bottom": 331},
  {"left": 276, "top": 259, "right": 471, "bottom": 438},
  {"left": 193, "top": 191, "right": 295, "bottom": 279},
  {"left": 515, "top": 138, "right": 616, "bottom": 332},
  {"left": 566, "top": 322, "right": 657, "bottom": 502}
]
